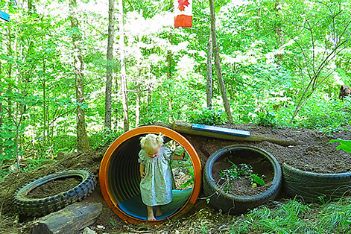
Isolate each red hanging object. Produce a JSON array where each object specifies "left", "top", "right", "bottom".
[{"left": 174, "top": 0, "right": 192, "bottom": 28}]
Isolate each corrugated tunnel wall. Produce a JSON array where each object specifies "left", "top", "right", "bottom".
[{"left": 99, "top": 126, "right": 202, "bottom": 223}]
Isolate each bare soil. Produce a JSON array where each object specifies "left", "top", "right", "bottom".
[
  {"left": 28, "top": 177, "right": 81, "bottom": 198},
  {"left": 215, "top": 175, "right": 271, "bottom": 196},
  {"left": 211, "top": 148, "right": 275, "bottom": 196},
  {"left": 186, "top": 124, "right": 351, "bottom": 173}
]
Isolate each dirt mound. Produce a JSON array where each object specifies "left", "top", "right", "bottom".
[
  {"left": 186, "top": 124, "right": 351, "bottom": 173},
  {"left": 0, "top": 146, "right": 106, "bottom": 217},
  {"left": 0, "top": 125, "right": 350, "bottom": 232},
  {"left": 28, "top": 177, "right": 81, "bottom": 199}
]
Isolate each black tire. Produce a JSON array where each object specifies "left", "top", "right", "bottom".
[
  {"left": 14, "top": 169, "right": 96, "bottom": 217},
  {"left": 283, "top": 163, "right": 351, "bottom": 202},
  {"left": 203, "top": 145, "right": 282, "bottom": 214}
]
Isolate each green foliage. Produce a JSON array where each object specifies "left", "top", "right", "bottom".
[
  {"left": 299, "top": 98, "right": 351, "bottom": 133},
  {"left": 317, "top": 198, "right": 351, "bottom": 233},
  {"left": 330, "top": 139, "right": 351, "bottom": 154},
  {"left": 189, "top": 108, "right": 227, "bottom": 125},
  {"left": 89, "top": 130, "right": 122, "bottom": 150},
  {"left": 1, "top": 0, "right": 351, "bottom": 178},
  {"left": 256, "top": 111, "right": 277, "bottom": 127},
  {"left": 230, "top": 200, "right": 314, "bottom": 233},
  {"left": 230, "top": 198, "right": 351, "bottom": 233},
  {"left": 172, "top": 152, "right": 194, "bottom": 190},
  {"left": 250, "top": 174, "right": 265, "bottom": 187},
  {"left": 219, "top": 162, "right": 265, "bottom": 192}
]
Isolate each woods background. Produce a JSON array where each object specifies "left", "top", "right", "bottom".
[{"left": 1, "top": 0, "right": 351, "bottom": 175}]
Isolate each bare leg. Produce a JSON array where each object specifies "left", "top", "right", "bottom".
[
  {"left": 147, "top": 206, "right": 156, "bottom": 221},
  {"left": 156, "top": 206, "right": 162, "bottom": 217}
]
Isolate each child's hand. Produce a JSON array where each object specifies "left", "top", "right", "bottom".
[
  {"left": 167, "top": 140, "right": 177, "bottom": 151},
  {"left": 140, "top": 164, "right": 146, "bottom": 178}
]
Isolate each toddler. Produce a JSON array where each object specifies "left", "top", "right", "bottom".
[{"left": 138, "top": 134, "right": 183, "bottom": 221}]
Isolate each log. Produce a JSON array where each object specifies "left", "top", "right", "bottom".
[
  {"left": 171, "top": 121, "right": 298, "bottom": 147},
  {"left": 31, "top": 202, "right": 102, "bottom": 234}
]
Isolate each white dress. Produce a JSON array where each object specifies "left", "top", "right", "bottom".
[{"left": 139, "top": 146, "right": 173, "bottom": 206}]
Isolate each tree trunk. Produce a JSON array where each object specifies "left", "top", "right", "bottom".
[
  {"left": 28, "top": 0, "right": 36, "bottom": 13},
  {"left": 209, "top": 0, "right": 233, "bottom": 123},
  {"left": 7, "top": 26, "right": 13, "bottom": 120},
  {"left": 274, "top": 0, "right": 283, "bottom": 62},
  {"left": 167, "top": 30, "right": 173, "bottom": 122},
  {"left": 206, "top": 35, "right": 213, "bottom": 109},
  {"left": 171, "top": 121, "right": 297, "bottom": 147},
  {"left": 42, "top": 58, "right": 47, "bottom": 143},
  {"left": 135, "top": 86, "right": 140, "bottom": 127},
  {"left": 69, "top": 0, "right": 90, "bottom": 152},
  {"left": 0, "top": 60, "right": 3, "bottom": 155},
  {"left": 256, "top": 4, "right": 261, "bottom": 30},
  {"left": 31, "top": 202, "right": 102, "bottom": 234},
  {"left": 114, "top": 77, "right": 119, "bottom": 129},
  {"left": 167, "top": 49, "right": 172, "bottom": 80},
  {"left": 104, "top": 0, "right": 115, "bottom": 130},
  {"left": 167, "top": 50, "right": 173, "bottom": 122},
  {"left": 118, "top": 0, "right": 129, "bottom": 132}
]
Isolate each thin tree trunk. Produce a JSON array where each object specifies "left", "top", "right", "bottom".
[
  {"left": 167, "top": 31, "right": 173, "bottom": 122},
  {"left": 147, "top": 87, "right": 151, "bottom": 106},
  {"left": 135, "top": 86, "right": 140, "bottom": 127},
  {"left": 274, "top": 0, "right": 283, "bottom": 62},
  {"left": 256, "top": 4, "right": 261, "bottom": 30},
  {"left": 118, "top": 0, "right": 129, "bottom": 132},
  {"left": 0, "top": 60, "right": 3, "bottom": 155},
  {"left": 69, "top": 0, "right": 90, "bottom": 152},
  {"left": 28, "top": 0, "right": 36, "bottom": 13},
  {"left": 167, "top": 51, "right": 173, "bottom": 122},
  {"left": 104, "top": 0, "right": 115, "bottom": 130},
  {"left": 206, "top": 35, "right": 213, "bottom": 109},
  {"left": 43, "top": 58, "right": 47, "bottom": 143},
  {"left": 114, "top": 77, "right": 119, "bottom": 129},
  {"left": 7, "top": 26, "right": 13, "bottom": 119},
  {"left": 209, "top": 0, "right": 233, "bottom": 123}
]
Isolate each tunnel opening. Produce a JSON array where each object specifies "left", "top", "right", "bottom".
[{"left": 99, "top": 126, "right": 202, "bottom": 223}]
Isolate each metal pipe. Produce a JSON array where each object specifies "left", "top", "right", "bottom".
[{"left": 99, "top": 126, "right": 202, "bottom": 223}]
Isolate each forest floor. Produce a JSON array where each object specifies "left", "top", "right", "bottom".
[{"left": 1, "top": 124, "right": 351, "bottom": 233}]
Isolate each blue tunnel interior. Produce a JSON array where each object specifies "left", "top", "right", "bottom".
[{"left": 107, "top": 135, "right": 193, "bottom": 220}]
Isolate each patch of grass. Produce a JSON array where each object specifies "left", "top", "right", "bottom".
[
  {"left": 228, "top": 198, "right": 351, "bottom": 234},
  {"left": 317, "top": 198, "right": 351, "bottom": 233},
  {"left": 0, "top": 215, "right": 18, "bottom": 234},
  {"left": 230, "top": 200, "right": 315, "bottom": 234}
]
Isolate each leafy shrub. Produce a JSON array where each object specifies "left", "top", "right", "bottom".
[
  {"left": 89, "top": 130, "right": 122, "bottom": 150},
  {"left": 256, "top": 111, "right": 277, "bottom": 127},
  {"left": 298, "top": 97, "right": 351, "bottom": 133},
  {"left": 189, "top": 108, "right": 227, "bottom": 125}
]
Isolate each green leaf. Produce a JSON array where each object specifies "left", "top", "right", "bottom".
[
  {"left": 330, "top": 139, "right": 351, "bottom": 154},
  {"left": 250, "top": 174, "right": 265, "bottom": 186}
]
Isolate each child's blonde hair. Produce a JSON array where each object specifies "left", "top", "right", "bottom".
[{"left": 140, "top": 133, "right": 164, "bottom": 153}]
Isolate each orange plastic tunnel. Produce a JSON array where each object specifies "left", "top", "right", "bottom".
[{"left": 99, "top": 126, "right": 202, "bottom": 223}]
